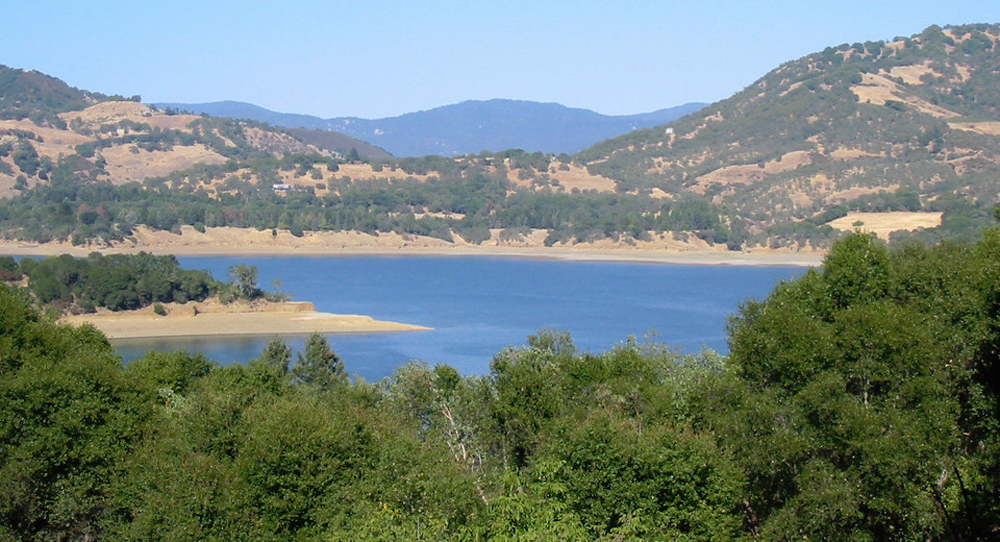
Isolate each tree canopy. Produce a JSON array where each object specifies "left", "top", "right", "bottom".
[{"left": 1, "top": 230, "right": 999, "bottom": 540}]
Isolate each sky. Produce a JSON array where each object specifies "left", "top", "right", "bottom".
[{"left": 3, "top": 1, "right": 1000, "bottom": 119}]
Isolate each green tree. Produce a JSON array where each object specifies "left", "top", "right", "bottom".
[
  {"left": 291, "top": 333, "right": 345, "bottom": 390},
  {"left": 711, "top": 231, "right": 1000, "bottom": 540},
  {"left": 227, "top": 263, "right": 260, "bottom": 300},
  {"left": 258, "top": 337, "right": 292, "bottom": 375},
  {"left": 0, "top": 285, "right": 153, "bottom": 541}
]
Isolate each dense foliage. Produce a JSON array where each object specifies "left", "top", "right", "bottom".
[
  {"left": 715, "top": 232, "right": 1000, "bottom": 540},
  {"left": 3, "top": 252, "right": 279, "bottom": 315},
  {"left": 0, "top": 65, "right": 104, "bottom": 127},
  {"left": 1, "top": 231, "right": 999, "bottom": 540},
  {"left": 13, "top": 252, "right": 215, "bottom": 313},
  {"left": 0, "top": 150, "right": 735, "bottom": 248}
]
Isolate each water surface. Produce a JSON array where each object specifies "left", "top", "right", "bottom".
[{"left": 115, "top": 255, "right": 805, "bottom": 380}]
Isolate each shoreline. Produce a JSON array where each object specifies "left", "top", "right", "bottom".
[
  {"left": 0, "top": 227, "right": 824, "bottom": 267},
  {"left": 60, "top": 300, "right": 431, "bottom": 341}
]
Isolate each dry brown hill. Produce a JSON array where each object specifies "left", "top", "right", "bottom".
[
  {"left": 0, "top": 101, "right": 343, "bottom": 194},
  {"left": 575, "top": 23, "right": 1000, "bottom": 247}
]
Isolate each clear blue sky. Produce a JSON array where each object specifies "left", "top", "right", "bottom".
[{"left": 3, "top": 1, "right": 999, "bottom": 118}]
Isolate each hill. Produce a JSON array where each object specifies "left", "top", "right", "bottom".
[
  {"left": 0, "top": 65, "right": 105, "bottom": 124},
  {"left": 279, "top": 127, "right": 391, "bottom": 159},
  {"left": 154, "top": 100, "right": 390, "bottom": 159},
  {"left": 575, "top": 23, "right": 1000, "bottom": 247},
  {"left": 156, "top": 99, "right": 707, "bottom": 157},
  {"left": 3, "top": 25, "right": 1000, "bottom": 252}
]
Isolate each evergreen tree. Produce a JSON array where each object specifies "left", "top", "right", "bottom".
[
  {"left": 291, "top": 333, "right": 345, "bottom": 390},
  {"left": 258, "top": 337, "right": 292, "bottom": 375}
]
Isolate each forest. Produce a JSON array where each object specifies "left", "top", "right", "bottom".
[
  {"left": 1, "top": 230, "right": 998, "bottom": 541},
  {"left": 1, "top": 251, "right": 278, "bottom": 315}
]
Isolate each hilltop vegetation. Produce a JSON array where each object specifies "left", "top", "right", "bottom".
[
  {"left": 0, "top": 65, "right": 111, "bottom": 126},
  {"left": 579, "top": 23, "right": 1000, "bottom": 247},
  {"left": 4, "top": 25, "right": 1000, "bottom": 252},
  {"left": 1, "top": 231, "right": 998, "bottom": 540}
]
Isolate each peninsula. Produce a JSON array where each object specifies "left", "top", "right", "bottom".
[{"left": 60, "top": 300, "right": 430, "bottom": 340}]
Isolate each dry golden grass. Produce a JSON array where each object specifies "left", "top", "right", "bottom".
[
  {"left": 851, "top": 73, "right": 904, "bottom": 105},
  {"left": 950, "top": 122, "right": 1000, "bottom": 136},
  {"left": 829, "top": 147, "right": 879, "bottom": 160},
  {"left": 59, "top": 102, "right": 199, "bottom": 133},
  {"left": 0, "top": 119, "right": 92, "bottom": 163},
  {"left": 851, "top": 72, "right": 959, "bottom": 118},
  {"left": 827, "top": 211, "right": 942, "bottom": 239},
  {"left": 547, "top": 163, "right": 616, "bottom": 192},
  {"left": 690, "top": 165, "right": 765, "bottom": 194},
  {"left": 101, "top": 145, "right": 228, "bottom": 185},
  {"left": 888, "top": 62, "right": 939, "bottom": 85},
  {"left": 60, "top": 101, "right": 151, "bottom": 124},
  {"left": 826, "top": 185, "right": 900, "bottom": 204},
  {"left": 334, "top": 163, "right": 431, "bottom": 181},
  {"left": 762, "top": 151, "right": 813, "bottom": 173},
  {"left": 689, "top": 150, "right": 814, "bottom": 196},
  {"left": 504, "top": 161, "right": 616, "bottom": 193}
]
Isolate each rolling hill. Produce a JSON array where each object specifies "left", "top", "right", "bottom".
[
  {"left": 3, "top": 23, "right": 1000, "bottom": 252},
  {"left": 156, "top": 99, "right": 707, "bottom": 157},
  {"left": 573, "top": 23, "right": 1000, "bottom": 246}
]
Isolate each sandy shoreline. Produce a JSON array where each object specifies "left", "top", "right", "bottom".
[
  {"left": 0, "top": 226, "right": 824, "bottom": 267},
  {"left": 60, "top": 300, "right": 430, "bottom": 340},
  {"left": 35, "top": 227, "right": 820, "bottom": 341}
]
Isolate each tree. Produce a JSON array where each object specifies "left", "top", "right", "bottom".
[
  {"left": 258, "top": 337, "right": 292, "bottom": 374},
  {"left": 0, "top": 285, "right": 152, "bottom": 541},
  {"left": 291, "top": 333, "right": 345, "bottom": 390},
  {"left": 227, "top": 263, "right": 260, "bottom": 300},
  {"left": 711, "top": 231, "right": 1000, "bottom": 540}
]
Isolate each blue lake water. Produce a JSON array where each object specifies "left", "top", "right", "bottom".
[{"left": 114, "top": 255, "right": 807, "bottom": 381}]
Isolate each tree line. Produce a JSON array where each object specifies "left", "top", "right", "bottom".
[
  {"left": 2, "top": 252, "right": 276, "bottom": 314},
  {"left": 1, "top": 229, "right": 998, "bottom": 540}
]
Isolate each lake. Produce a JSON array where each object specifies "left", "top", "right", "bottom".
[{"left": 114, "top": 255, "right": 807, "bottom": 381}]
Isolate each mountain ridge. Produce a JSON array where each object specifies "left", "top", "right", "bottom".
[
  {"left": 3, "top": 24, "right": 1000, "bottom": 250},
  {"left": 154, "top": 98, "right": 707, "bottom": 157}
]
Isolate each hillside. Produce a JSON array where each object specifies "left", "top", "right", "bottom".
[
  {"left": 157, "top": 99, "right": 707, "bottom": 157},
  {"left": 575, "top": 23, "right": 1000, "bottom": 247},
  {"left": 0, "top": 65, "right": 106, "bottom": 124},
  {"left": 3, "top": 25, "right": 1000, "bottom": 252},
  {"left": 280, "top": 127, "right": 391, "bottom": 159},
  {"left": 0, "top": 99, "right": 340, "bottom": 190}
]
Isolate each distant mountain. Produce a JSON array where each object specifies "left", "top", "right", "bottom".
[
  {"left": 150, "top": 101, "right": 389, "bottom": 158},
  {"left": 154, "top": 99, "right": 707, "bottom": 157},
  {"left": 11, "top": 24, "right": 1000, "bottom": 250},
  {"left": 156, "top": 101, "right": 326, "bottom": 132}
]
